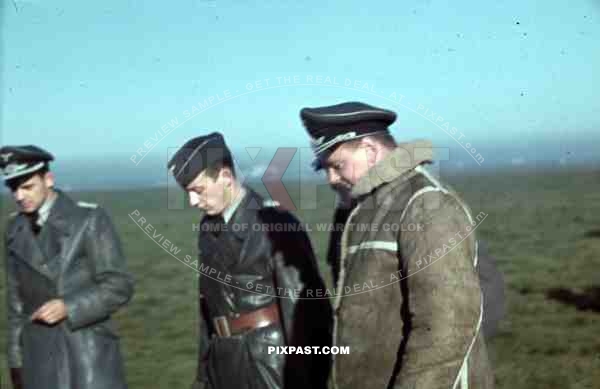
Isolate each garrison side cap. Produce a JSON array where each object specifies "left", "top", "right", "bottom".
[{"left": 167, "top": 132, "right": 232, "bottom": 188}]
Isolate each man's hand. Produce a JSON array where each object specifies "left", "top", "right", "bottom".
[
  {"left": 10, "top": 368, "right": 24, "bottom": 389},
  {"left": 30, "top": 299, "right": 68, "bottom": 325}
]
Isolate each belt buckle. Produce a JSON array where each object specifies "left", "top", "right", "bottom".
[{"left": 213, "top": 316, "right": 232, "bottom": 337}]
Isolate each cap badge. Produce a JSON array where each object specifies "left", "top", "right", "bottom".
[
  {"left": 3, "top": 163, "right": 26, "bottom": 175},
  {"left": 1, "top": 152, "right": 13, "bottom": 163},
  {"left": 310, "top": 136, "right": 325, "bottom": 147}
]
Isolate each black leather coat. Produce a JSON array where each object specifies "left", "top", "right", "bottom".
[
  {"left": 192, "top": 189, "right": 332, "bottom": 389},
  {"left": 4, "top": 190, "right": 134, "bottom": 389}
]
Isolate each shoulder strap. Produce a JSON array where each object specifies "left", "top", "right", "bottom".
[{"left": 77, "top": 201, "right": 98, "bottom": 209}]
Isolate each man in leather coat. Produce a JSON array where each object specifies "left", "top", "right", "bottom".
[
  {"left": 300, "top": 102, "right": 495, "bottom": 389},
  {"left": 1, "top": 145, "right": 135, "bottom": 389},
  {"left": 168, "top": 132, "right": 332, "bottom": 389}
]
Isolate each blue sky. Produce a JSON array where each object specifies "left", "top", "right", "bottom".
[{"left": 2, "top": 0, "right": 599, "bottom": 171}]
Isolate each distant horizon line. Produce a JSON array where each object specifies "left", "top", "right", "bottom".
[
  {"left": 32, "top": 147, "right": 600, "bottom": 162},
  {"left": 1, "top": 161, "right": 599, "bottom": 195}
]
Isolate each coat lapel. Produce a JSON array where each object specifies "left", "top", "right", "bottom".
[
  {"left": 8, "top": 191, "right": 88, "bottom": 280},
  {"left": 37, "top": 222, "right": 62, "bottom": 269},
  {"left": 7, "top": 215, "right": 54, "bottom": 280},
  {"left": 198, "top": 210, "right": 233, "bottom": 266},
  {"left": 226, "top": 189, "right": 260, "bottom": 242},
  {"left": 224, "top": 189, "right": 262, "bottom": 270},
  {"left": 40, "top": 194, "right": 76, "bottom": 276},
  {"left": 198, "top": 189, "right": 259, "bottom": 272},
  {"left": 48, "top": 192, "right": 92, "bottom": 278}
]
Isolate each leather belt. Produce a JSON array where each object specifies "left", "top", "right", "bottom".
[{"left": 213, "top": 303, "right": 280, "bottom": 337}]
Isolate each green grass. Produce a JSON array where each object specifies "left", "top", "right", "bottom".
[{"left": 1, "top": 168, "right": 600, "bottom": 388}]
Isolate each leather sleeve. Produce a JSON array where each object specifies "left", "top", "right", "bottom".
[
  {"left": 5, "top": 223, "right": 25, "bottom": 368},
  {"left": 193, "top": 286, "right": 212, "bottom": 387},
  {"left": 63, "top": 207, "right": 135, "bottom": 330}
]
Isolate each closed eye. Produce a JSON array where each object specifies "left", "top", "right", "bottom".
[{"left": 327, "top": 161, "right": 344, "bottom": 170}]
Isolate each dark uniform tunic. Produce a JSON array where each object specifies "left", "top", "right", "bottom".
[{"left": 192, "top": 188, "right": 332, "bottom": 389}]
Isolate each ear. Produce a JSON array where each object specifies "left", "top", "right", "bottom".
[
  {"left": 220, "top": 167, "right": 233, "bottom": 187},
  {"left": 361, "top": 137, "right": 379, "bottom": 165},
  {"left": 44, "top": 171, "right": 55, "bottom": 189}
]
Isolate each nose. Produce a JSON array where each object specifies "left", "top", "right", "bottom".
[
  {"left": 326, "top": 168, "right": 340, "bottom": 186},
  {"left": 188, "top": 191, "right": 200, "bottom": 207},
  {"left": 13, "top": 188, "right": 25, "bottom": 202}
]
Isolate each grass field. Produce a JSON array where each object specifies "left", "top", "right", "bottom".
[{"left": 1, "top": 167, "right": 600, "bottom": 389}]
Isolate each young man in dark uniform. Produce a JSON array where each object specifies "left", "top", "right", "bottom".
[
  {"left": 168, "top": 132, "right": 332, "bottom": 389},
  {"left": 1, "top": 145, "right": 134, "bottom": 389}
]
